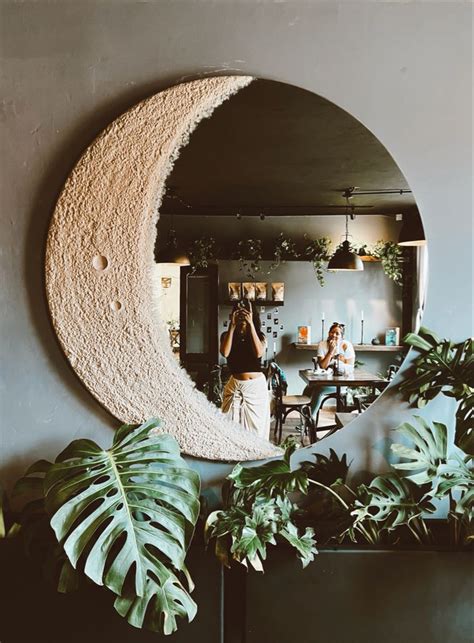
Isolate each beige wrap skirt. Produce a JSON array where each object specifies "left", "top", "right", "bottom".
[{"left": 221, "top": 374, "right": 270, "bottom": 440}]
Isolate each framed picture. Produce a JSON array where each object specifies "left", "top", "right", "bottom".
[
  {"left": 274, "top": 318, "right": 279, "bottom": 325},
  {"left": 254, "top": 282, "right": 267, "bottom": 301},
  {"left": 242, "top": 282, "right": 256, "bottom": 300},
  {"left": 385, "top": 327, "right": 400, "bottom": 346},
  {"left": 297, "top": 325, "right": 312, "bottom": 344},
  {"left": 161, "top": 277, "right": 172, "bottom": 289},
  {"left": 271, "top": 282, "right": 284, "bottom": 301},
  {"left": 228, "top": 282, "right": 241, "bottom": 301},
  {"left": 273, "top": 331, "right": 278, "bottom": 338}
]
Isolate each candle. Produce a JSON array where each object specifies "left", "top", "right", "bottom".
[
  {"left": 322, "top": 311, "right": 325, "bottom": 321},
  {"left": 273, "top": 342, "right": 276, "bottom": 354},
  {"left": 361, "top": 309, "right": 364, "bottom": 321}
]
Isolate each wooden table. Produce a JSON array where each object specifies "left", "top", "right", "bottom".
[{"left": 298, "top": 368, "right": 387, "bottom": 412}]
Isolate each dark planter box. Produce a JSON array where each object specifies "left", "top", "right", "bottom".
[{"left": 226, "top": 547, "right": 473, "bottom": 643}]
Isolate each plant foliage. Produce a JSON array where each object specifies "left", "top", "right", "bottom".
[
  {"left": 205, "top": 444, "right": 317, "bottom": 571},
  {"left": 13, "top": 420, "right": 200, "bottom": 636},
  {"left": 303, "top": 235, "right": 331, "bottom": 286},
  {"left": 372, "top": 240, "right": 404, "bottom": 285},
  {"left": 400, "top": 328, "right": 474, "bottom": 453},
  {"left": 391, "top": 417, "right": 473, "bottom": 543},
  {"left": 235, "top": 238, "right": 264, "bottom": 279}
]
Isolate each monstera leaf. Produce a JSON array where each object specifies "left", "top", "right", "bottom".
[
  {"left": 229, "top": 442, "right": 308, "bottom": 496},
  {"left": 43, "top": 419, "right": 200, "bottom": 635},
  {"left": 400, "top": 329, "right": 473, "bottom": 452},
  {"left": 390, "top": 417, "right": 448, "bottom": 484},
  {"left": 352, "top": 474, "right": 435, "bottom": 532}
]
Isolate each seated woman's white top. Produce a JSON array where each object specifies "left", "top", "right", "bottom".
[{"left": 316, "top": 339, "right": 355, "bottom": 373}]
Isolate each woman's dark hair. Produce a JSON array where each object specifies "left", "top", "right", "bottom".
[
  {"left": 232, "top": 300, "right": 265, "bottom": 341},
  {"left": 328, "top": 322, "right": 345, "bottom": 337}
]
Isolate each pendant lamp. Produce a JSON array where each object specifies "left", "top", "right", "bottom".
[
  {"left": 328, "top": 214, "right": 364, "bottom": 271},
  {"left": 398, "top": 214, "right": 426, "bottom": 246},
  {"left": 156, "top": 229, "right": 190, "bottom": 265}
]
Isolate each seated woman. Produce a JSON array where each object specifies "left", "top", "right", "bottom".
[
  {"left": 306, "top": 322, "right": 355, "bottom": 421},
  {"left": 220, "top": 301, "right": 270, "bottom": 439}
]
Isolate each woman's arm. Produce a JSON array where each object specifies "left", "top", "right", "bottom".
[
  {"left": 220, "top": 311, "right": 238, "bottom": 357},
  {"left": 241, "top": 309, "right": 265, "bottom": 358},
  {"left": 318, "top": 338, "right": 338, "bottom": 369}
]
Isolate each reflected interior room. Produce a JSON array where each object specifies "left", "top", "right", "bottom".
[{"left": 154, "top": 79, "right": 427, "bottom": 446}]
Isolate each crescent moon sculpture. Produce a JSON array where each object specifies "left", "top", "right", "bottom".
[{"left": 45, "top": 76, "right": 280, "bottom": 461}]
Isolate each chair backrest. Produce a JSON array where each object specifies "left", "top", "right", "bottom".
[{"left": 267, "top": 362, "right": 288, "bottom": 401}]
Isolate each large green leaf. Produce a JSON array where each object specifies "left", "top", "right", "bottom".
[
  {"left": 352, "top": 474, "right": 435, "bottom": 531},
  {"left": 455, "top": 394, "right": 474, "bottom": 454},
  {"left": 43, "top": 419, "right": 200, "bottom": 634},
  {"left": 400, "top": 332, "right": 473, "bottom": 449},
  {"left": 280, "top": 522, "right": 317, "bottom": 568},
  {"left": 391, "top": 417, "right": 448, "bottom": 484},
  {"left": 229, "top": 443, "right": 308, "bottom": 496}
]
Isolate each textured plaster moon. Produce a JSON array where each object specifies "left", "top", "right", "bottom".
[{"left": 45, "top": 76, "right": 280, "bottom": 461}]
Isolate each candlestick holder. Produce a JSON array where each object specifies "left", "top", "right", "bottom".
[
  {"left": 359, "top": 319, "right": 365, "bottom": 345},
  {"left": 321, "top": 319, "right": 325, "bottom": 341}
]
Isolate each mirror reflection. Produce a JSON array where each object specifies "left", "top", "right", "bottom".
[{"left": 154, "top": 79, "right": 427, "bottom": 446}]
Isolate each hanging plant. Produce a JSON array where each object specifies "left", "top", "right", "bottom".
[
  {"left": 235, "top": 238, "right": 263, "bottom": 279},
  {"left": 372, "top": 240, "right": 404, "bottom": 285},
  {"left": 303, "top": 235, "right": 331, "bottom": 286},
  {"left": 188, "top": 235, "right": 217, "bottom": 271},
  {"left": 269, "top": 233, "right": 300, "bottom": 273}
]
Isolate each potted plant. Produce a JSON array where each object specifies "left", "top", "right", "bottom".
[
  {"left": 302, "top": 235, "right": 331, "bottom": 286},
  {"left": 4, "top": 419, "right": 201, "bottom": 636},
  {"left": 234, "top": 238, "right": 264, "bottom": 279},
  {"left": 371, "top": 240, "right": 404, "bottom": 285}
]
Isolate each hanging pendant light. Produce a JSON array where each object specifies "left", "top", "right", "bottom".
[
  {"left": 156, "top": 228, "right": 190, "bottom": 265},
  {"left": 398, "top": 214, "right": 426, "bottom": 246},
  {"left": 328, "top": 210, "right": 364, "bottom": 272}
]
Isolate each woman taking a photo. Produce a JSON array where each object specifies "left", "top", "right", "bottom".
[{"left": 220, "top": 301, "right": 270, "bottom": 439}]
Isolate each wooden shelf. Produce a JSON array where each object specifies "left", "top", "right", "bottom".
[
  {"left": 220, "top": 300, "right": 284, "bottom": 307},
  {"left": 293, "top": 343, "right": 404, "bottom": 352}
]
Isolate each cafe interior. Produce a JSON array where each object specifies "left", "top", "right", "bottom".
[{"left": 153, "top": 79, "right": 427, "bottom": 446}]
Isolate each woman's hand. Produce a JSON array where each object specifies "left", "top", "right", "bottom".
[
  {"left": 328, "top": 338, "right": 338, "bottom": 354},
  {"left": 240, "top": 308, "right": 253, "bottom": 326}
]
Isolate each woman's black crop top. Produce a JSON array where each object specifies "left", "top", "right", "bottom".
[{"left": 226, "top": 333, "right": 265, "bottom": 374}]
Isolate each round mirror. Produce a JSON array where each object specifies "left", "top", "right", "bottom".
[{"left": 154, "top": 78, "right": 427, "bottom": 446}]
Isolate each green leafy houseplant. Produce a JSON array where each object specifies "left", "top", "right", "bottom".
[
  {"left": 269, "top": 233, "right": 300, "bottom": 272},
  {"left": 188, "top": 235, "right": 217, "bottom": 271},
  {"left": 299, "top": 418, "right": 472, "bottom": 548},
  {"left": 400, "top": 327, "right": 473, "bottom": 454},
  {"left": 372, "top": 240, "right": 404, "bottom": 285},
  {"left": 235, "top": 238, "right": 264, "bottom": 279},
  {"left": 11, "top": 419, "right": 200, "bottom": 636},
  {"left": 303, "top": 235, "right": 331, "bottom": 286},
  {"left": 205, "top": 443, "right": 317, "bottom": 570}
]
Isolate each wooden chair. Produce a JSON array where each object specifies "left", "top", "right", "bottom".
[{"left": 268, "top": 363, "right": 312, "bottom": 445}]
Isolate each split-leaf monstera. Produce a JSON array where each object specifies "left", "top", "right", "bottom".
[{"left": 18, "top": 419, "right": 200, "bottom": 636}]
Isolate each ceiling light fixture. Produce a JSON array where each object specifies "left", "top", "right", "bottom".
[
  {"left": 327, "top": 193, "right": 364, "bottom": 271},
  {"left": 398, "top": 214, "right": 427, "bottom": 246},
  {"left": 156, "top": 228, "right": 190, "bottom": 265}
]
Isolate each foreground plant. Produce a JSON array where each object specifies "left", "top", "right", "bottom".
[
  {"left": 205, "top": 443, "right": 317, "bottom": 571},
  {"left": 400, "top": 327, "right": 473, "bottom": 454},
  {"left": 391, "top": 417, "right": 473, "bottom": 545},
  {"left": 12, "top": 419, "right": 200, "bottom": 636}
]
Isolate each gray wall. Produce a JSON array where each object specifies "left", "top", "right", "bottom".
[{"left": 1, "top": 2, "right": 472, "bottom": 492}]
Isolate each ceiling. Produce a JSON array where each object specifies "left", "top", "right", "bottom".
[{"left": 161, "top": 78, "right": 419, "bottom": 219}]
